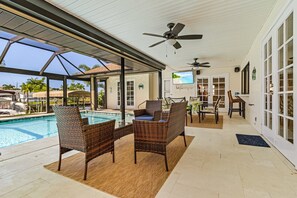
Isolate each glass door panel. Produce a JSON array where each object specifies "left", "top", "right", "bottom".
[
  {"left": 126, "top": 81, "right": 134, "bottom": 107},
  {"left": 197, "top": 75, "right": 228, "bottom": 110},
  {"left": 263, "top": 36, "right": 272, "bottom": 130},
  {"left": 197, "top": 77, "right": 209, "bottom": 104}
]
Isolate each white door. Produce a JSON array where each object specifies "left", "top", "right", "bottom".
[
  {"left": 116, "top": 80, "right": 135, "bottom": 109},
  {"left": 262, "top": 2, "right": 297, "bottom": 166},
  {"left": 117, "top": 81, "right": 121, "bottom": 109},
  {"left": 163, "top": 79, "right": 171, "bottom": 98},
  {"left": 126, "top": 80, "right": 135, "bottom": 108},
  {"left": 196, "top": 74, "right": 229, "bottom": 111}
]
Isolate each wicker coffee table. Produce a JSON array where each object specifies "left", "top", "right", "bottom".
[{"left": 114, "top": 122, "right": 133, "bottom": 140}]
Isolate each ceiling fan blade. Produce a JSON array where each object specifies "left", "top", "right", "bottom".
[
  {"left": 187, "top": 63, "right": 194, "bottom": 65},
  {"left": 149, "top": 40, "right": 165, "bottom": 47},
  {"left": 172, "top": 23, "right": 185, "bottom": 35},
  {"left": 173, "top": 41, "right": 182, "bottom": 49},
  {"left": 199, "top": 65, "right": 211, "bottom": 68},
  {"left": 176, "top": 35, "right": 203, "bottom": 40},
  {"left": 199, "top": 62, "right": 209, "bottom": 65},
  {"left": 143, "top": 33, "right": 164, "bottom": 38}
]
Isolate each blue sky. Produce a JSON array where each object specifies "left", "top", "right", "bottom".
[{"left": 0, "top": 37, "right": 104, "bottom": 89}]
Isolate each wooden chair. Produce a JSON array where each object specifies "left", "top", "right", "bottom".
[
  {"left": 134, "top": 100, "right": 162, "bottom": 121},
  {"left": 198, "top": 96, "right": 222, "bottom": 124},
  {"left": 133, "top": 102, "right": 188, "bottom": 171},
  {"left": 227, "top": 90, "right": 243, "bottom": 118},
  {"left": 53, "top": 106, "right": 115, "bottom": 180}
]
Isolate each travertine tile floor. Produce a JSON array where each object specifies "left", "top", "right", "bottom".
[{"left": 0, "top": 113, "right": 297, "bottom": 198}]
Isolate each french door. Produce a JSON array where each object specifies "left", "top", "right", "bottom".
[
  {"left": 196, "top": 74, "right": 228, "bottom": 111},
  {"left": 117, "top": 80, "right": 135, "bottom": 109},
  {"left": 262, "top": 3, "right": 297, "bottom": 166}
]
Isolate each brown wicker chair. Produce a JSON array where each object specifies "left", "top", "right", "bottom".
[
  {"left": 133, "top": 101, "right": 188, "bottom": 171},
  {"left": 134, "top": 100, "right": 162, "bottom": 121},
  {"left": 53, "top": 106, "right": 115, "bottom": 180}
]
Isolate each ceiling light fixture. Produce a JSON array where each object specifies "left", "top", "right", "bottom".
[{"left": 166, "top": 39, "right": 176, "bottom": 46}]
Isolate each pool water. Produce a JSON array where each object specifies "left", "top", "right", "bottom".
[{"left": 0, "top": 112, "right": 132, "bottom": 148}]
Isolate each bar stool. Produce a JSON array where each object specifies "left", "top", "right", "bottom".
[{"left": 227, "top": 90, "right": 242, "bottom": 118}]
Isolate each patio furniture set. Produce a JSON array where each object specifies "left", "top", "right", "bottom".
[
  {"left": 53, "top": 100, "right": 188, "bottom": 180},
  {"left": 53, "top": 91, "right": 244, "bottom": 180}
]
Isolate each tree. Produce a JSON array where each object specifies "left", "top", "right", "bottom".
[
  {"left": 2, "top": 84, "right": 16, "bottom": 90},
  {"left": 98, "top": 90, "right": 105, "bottom": 107},
  {"left": 68, "top": 82, "right": 85, "bottom": 91},
  {"left": 27, "top": 78, "right": 47, "bottom": 92},
  {"left": 21, "top": 78, "right": 47, "bottom": 113},
  {"left": 78, "top": 64, "right": 100, "bottom": 72}
]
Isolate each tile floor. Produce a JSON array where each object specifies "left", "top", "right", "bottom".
[{"left": 0, "top": 113, "right": 296, "bottom": 198}]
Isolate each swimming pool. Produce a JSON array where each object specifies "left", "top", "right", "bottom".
[{"left": 0, "top": 112, "right": 133, "bottom": 148}]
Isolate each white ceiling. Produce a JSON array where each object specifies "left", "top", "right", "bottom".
[{"left": 46, "top": 0, "right": 277, "bottom": 70}]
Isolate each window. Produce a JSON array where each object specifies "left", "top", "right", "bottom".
[{"left": 241, "top": 63, "right": 250, "bottom": 94}]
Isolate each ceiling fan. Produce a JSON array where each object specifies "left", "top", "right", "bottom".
[
  {"left": 188, "top": 58, "right": 211, "bottom": 68},
  {"left": 143, "top": 23, "right": 203, "bottom": 49}
]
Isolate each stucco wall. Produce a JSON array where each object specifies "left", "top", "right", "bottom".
[
  {"left": 240, "top": 0, "right": 291, "bottom": 132},
  {"left": 106, "top": 73, "right": 150, "bottom": 110}
]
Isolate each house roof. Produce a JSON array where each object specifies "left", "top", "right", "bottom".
[{"left": 84, "top": 63, "right": 130, "bottom": 75}]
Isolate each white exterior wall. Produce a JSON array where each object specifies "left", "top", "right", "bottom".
[
  {"left": 162, "top": 66, "right": 240, "bottom": 101},
  {"left": 106, "top": 73, "right": 150, "bottom": 110},
  {"left": 240, "top": 0, "right": 291, "bottom": 132}
]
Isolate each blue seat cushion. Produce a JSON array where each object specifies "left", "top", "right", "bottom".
[{"left": 135, "top": 115, "right": 154, "bottom": 121}]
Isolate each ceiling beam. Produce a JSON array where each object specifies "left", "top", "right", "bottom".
[{"left": 0, "top": 66, "right": 89, "bottom": 81}]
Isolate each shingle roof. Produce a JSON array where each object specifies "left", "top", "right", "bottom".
[{"left": 84, "top": 63, "right": 122, "bottom": 74}]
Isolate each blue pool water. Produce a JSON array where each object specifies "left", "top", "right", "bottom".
[{"left": 0, "top": 112, "right": 131, "bottom": 148}]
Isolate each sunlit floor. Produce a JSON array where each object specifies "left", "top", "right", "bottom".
[{"left": 0, "top": 113, "right": 297, "bottom": 198}]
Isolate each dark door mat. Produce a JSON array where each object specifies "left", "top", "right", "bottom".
[{"left": 236, "top": 134, "right": 270, "bottom": 148}]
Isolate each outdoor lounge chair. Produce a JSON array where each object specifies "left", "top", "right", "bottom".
[
  {"left": 134, "top": 100, "right": 162, "bottom": 121},
  {"left": 53, "top": 106, "right": 115, "bottom": 180},
  {"left": 133, "top": 101, "right": 188, "bottom": 171}
]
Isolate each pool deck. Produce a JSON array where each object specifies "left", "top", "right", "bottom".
[{"left": 1, "top": 113, "right": 297, "bottom": 197}]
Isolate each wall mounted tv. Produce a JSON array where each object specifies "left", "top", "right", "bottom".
[{"left": 172, "top": 71, "right": 194, "bottom": 85}]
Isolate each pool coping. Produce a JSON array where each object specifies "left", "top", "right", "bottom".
[{"left": 0, "top": 110, "right": 134, "bottom": 122}]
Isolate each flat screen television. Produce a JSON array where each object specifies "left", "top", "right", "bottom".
[{"left": 172, "top": 71, "right": 194, "bottom": 85}]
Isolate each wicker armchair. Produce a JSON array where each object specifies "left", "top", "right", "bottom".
[
  {"left": 134, "top": 100, "right": 162, "bottom": 121},
  {"left": 133, "top": 101, "right": 188, "bottom": 171},
  {"left": 53, "top": 106, "right": 115, "bottom": 180}
]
